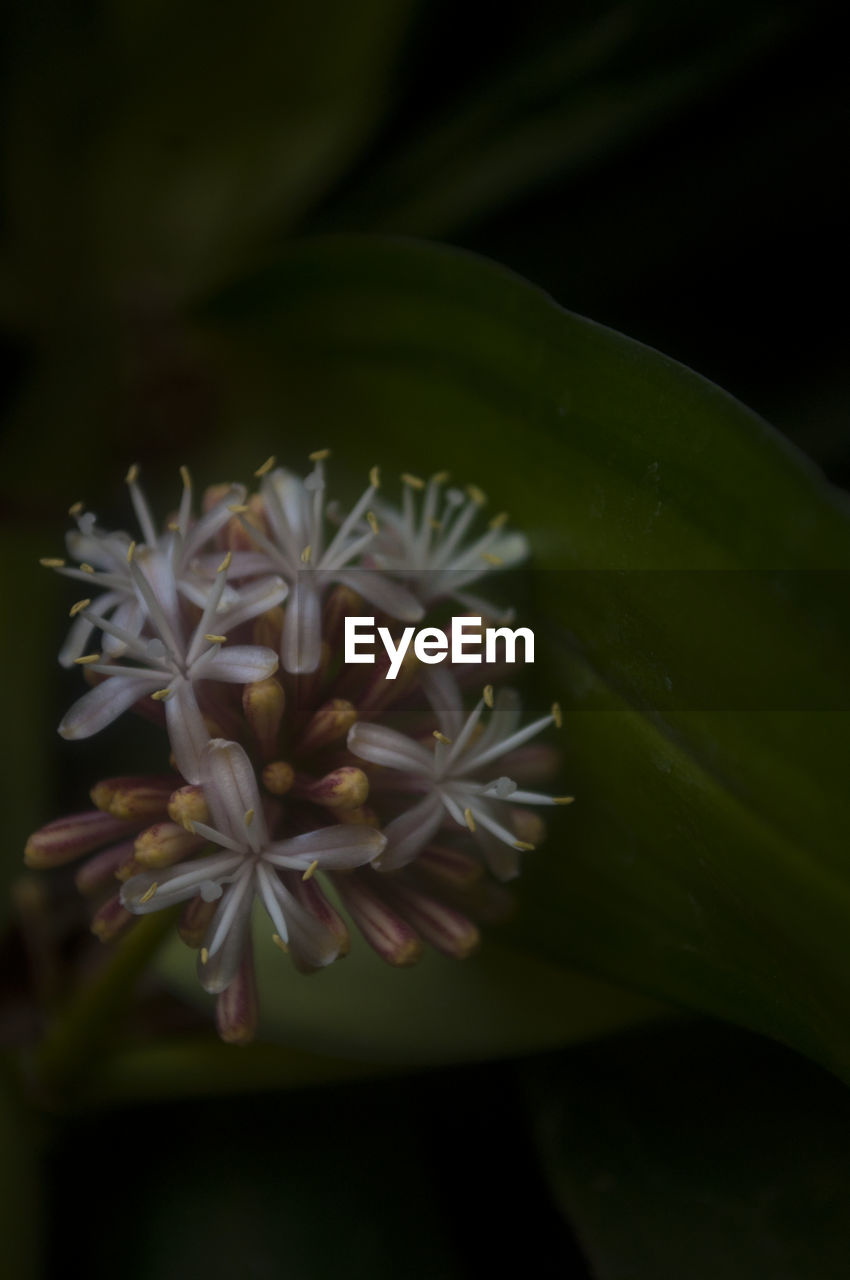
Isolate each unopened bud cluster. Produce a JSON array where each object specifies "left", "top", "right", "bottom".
[{"left": 25, "top": 454, "right": 570, "bottom": 1043}]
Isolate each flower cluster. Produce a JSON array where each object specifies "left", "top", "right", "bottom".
[{"left": 25, "top": 454, "right": 570, "bottom": 1043}]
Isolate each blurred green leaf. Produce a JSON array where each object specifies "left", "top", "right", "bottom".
[
  {"left": 160, "top": 922, "right": 664, "bottom": 1064},
  {"left": 1, "top": 0, "right": 419, "bottom": 321},
  {"left": 317, "top": 0, "right": 806, "bottom": 237},
  {"left": 526, "top": 1022, "right": 850, "bottom": 1280},
  {"left": 187, "top": 235, "right": 850, "bottom": 1075}
]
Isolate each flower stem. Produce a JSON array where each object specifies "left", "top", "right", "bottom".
[{"left": 31, "top": 910, "right": 178, "bottom": 1105}]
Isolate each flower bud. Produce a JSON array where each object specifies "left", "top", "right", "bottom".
[
  {"left": 216, "top": 942, "right": 259, "bottom": 1044},
  {"left": 242, "top": 677, "right": 285, "bottom": 760},
  {"left": 178, "top": 895, "right": 219, "bottom": 948},
  {"left": 252, "top": 605, "right": 284, "bottom": 651},
  {"left": 286, "top": 875, "right": 350, "bottom": 972},
  {"left": 74, "top": 839, "right": 138, "bottom": 895},
  {"left": 332, "top": 872, "right": 422, "bottom": 966},
  {"left": 167, "top": 785, "right": 210, "bottom": 830},
  {"left": 90, "top": 774, "right": 177, "bottom": 822},
  {"left": 25, "top": 810, "right": 135, "bottom": 869},
  {"left": 91, "top": 893, "right": 134, "bottom": 942},
  {"left": 297, "top": 698, "right": 357, "bottom": 755},
  {"left": 261, "top": 761, "right": 295, "bottom": 795},
  {"left": 416, "top": 845, "right": 484, "bottom": 891},
  {"left": 294, "top": 767, "right": 369, "bottom": 811},
  {"left": 134, "top": 822, "right": 206, "bottom": 869},
  {"left": 379, "top": 876, "right": 480, "bottom": 959}
]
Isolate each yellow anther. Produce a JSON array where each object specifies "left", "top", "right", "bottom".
[
  {"left": 217, "top": 551, "right": 232, "bottom": 574},
  {"left": 489, "top": 511, "right": 509, "bottom": 529},
  {"left": 200, "top": 947, "right": 209, "bottom": 964},
  {"left": 401, "top": 472, "right": 425, "bottom": 489},
  {"left": 244, "top": 808, "right": 255, "bottom": 827},
  {"left": 204, "top": 633, "right": 227, "bottom": 644},
  {"left": 309, "top": 448, "right": 331, "bottom": 462},
  {"left": 431, "top": 470, "right": 451, "bottom": 484},
  {"left": 151, "top": 688, "right": 172, "bottom": 701},
  {"left": 126, "top": 540, "right": 136, "bottom": 564},
  {"left": 179, "top": 464, "right": 191, "bottom": 489},
  {"left": 369, "top": 465, "right": 380, "bottom": 489},
  {"left": 513, "top": 840, "right": 536, "bottom": 852},
  {"left": 302, "top": 859, "right": 319, "bottom": 882},
  {"left": 464, "top": 807, "right": 477, "bottom": 833},
  {"left": 433, "top": 730, "right": 453, "bottom": 745},
  {"left": 481, "top": 552, "right": 503, "bottom": 566},
  {"left": 74, "top": 653, "right": 101, "bottom": 665},
  {"left": 139, "top": 881, "right": 158, "bottom": 904},
  {"left": 466, "top": 484, "right": 487, "bottom": 506},
  {"left": 228, "top": 503, "right": 250, "bottom": 514},
  {"left": 167, "top": 520, "right": 180, "bottom": 532},
  {"left": 367, "top": 511, "right": 379, "bottom": 535},
  {"left": 554, "top": 796, "right": 575, "bottom": 805},
  {"left": 68, "top": 501, "right": 84, "bottom": 517},
  {"left": 551, "top": 702, "right": 563, "bottom": 729},
  {"left": 69, "top": 598, "right": 91, "bottom": 617},
  {"left": 483, "top": 684, "right": 494, "bottom": 708},
  {"left": 428, "top": 518, "right": 442, "bottom": 531},
  {"left": 39, "top": 557, "right": 65, "bottom": 568},
  {"left": 79, "top": 563, "right": 95, "bottom": 574},
  {"left": 125, "top": 463, "right": 139, "bottom": 485},
  {"left": 184, "top": 818, "right": 196, "bottom": 835},
  {"left": 255, "top": 455, "right": 276, "bottom": 477},
  {"left": 300, "top": 545, "right": 312, "bottom": 564},
  {"left": 272, "top": 933, "right": 289, "bottom": 953}
]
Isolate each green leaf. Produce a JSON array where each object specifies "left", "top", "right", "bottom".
[
  {"left": 189, "top": 235, "right": 850, "bottom": 1075},
  {"left": 1, "top": 0, "right": 419, "bottom": 317},
  {"left": 526, "top": 1022, "right": 850, "bottom": 1280}
]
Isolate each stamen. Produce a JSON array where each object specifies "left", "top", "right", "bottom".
[
  {"left": 217, "top": 551, "right": 232, "bottom": 573},
  {"left": 513, "top": 840, "right": 535, "bottom": 852},
  {"left": 69, "top": 598, "right": 91, "bottom": 617},
  {"left": 255, "top": 455, "right": 276, "bottom": 477},
  {"left": 464, "top": 807, "right": 477, "bottom": 833},
  {"left": 125, "top": 463, "right": 139, "bottom": 485},
  {"left": 466, "top": 484, "right": 487, "bottom": 505},
  {"left": 431, "top": 470, "right": 451, "bottom": 484},
  {"left": 489, "top": 511, "right": 509, "bottom": 528},
  {"left": 401, "top": 472, "right": 425, "bottom": 489},
  {"left": 204, "top": 634, "right": 227, "bottom": 644},
  {"left": 481, "top": 552, "right": 503, "bottom": 566},
  {"left": 167, "top": 520, "right": 180, "bottom": 532},
  {"left": 367, "top": 511, "right": 379, "bottom": 535},
  {"left": 309, "top": 448, "right": 331, "bottom": 462},
  {"left": 126, "top": 540, "right": 136, "bottom": 564},
  {"left": 151, "top": 688, "right": 172, "bottom": 701},
  {"left": 79, "top": 563, "right": 95, "bottom": 574},
  {"left": 68, "top": 501, "right": 84, "bottom": 517},
  {"left": 369, "top": 465, "right": 380, "bottom": 488},
  {"left": 433, "top": 730, "right": 453, "bottom": 745},
  {"left": 180, "top": 464, "right": 191, "bottom": 489},
  {"left": 244, "top": 809, "right": 255, "bottom": 827},
  {"left": 200, "top": 946, "right": 209, "bottom": 964},
  {"left": 39, "top": 557, "right": 65, "bottom": 568},
  {"left": 139, "top": 881, "right": 158, "bottom": 904},
  {"left": 300, "top": 545, "right": 312, "bottom": 564},
  {"left": 428, "top": 518, "right": 442, "bottom": 530},
  {"left": 302, "top": 859, "right": 319, "bottom": 882},
  {"left": 272, "top": 933, "right": 289, "bottom": 952},
  {"left": 228, "top": 503, "right": 250, "bottom": 514},
  {"left": 74, "top": 653, "right": 101, "bottom": 665},
  {"left": 483, "top": 684, "right": 495, "bottom": 708},
  {"left": 551, "top": 702, "right": 563, "bottom": 728},
  {"left": 554, "top": 796, "right": 575, "bottom": 805}
]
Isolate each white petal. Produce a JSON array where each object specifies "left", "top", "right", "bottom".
[
  {"left": 377, "top": 794, "right": 444, "bottom": 870},
  {"left": 164, "top": 679, "right": 211, "bottom": 785},
  {"left": 264, "top": 824, "right": 385, "bottom": 871},
  {"left": 214, "top": 577, "right": 288, "bottom": 632},
  {"left": 195, "top": 644, "right": 279, "bottom": 684},
  {"left": 200, "top": 738, "right": 267, "bottom": 849},
  {"left": 282, "top": 577, "right": 323, "bottom": 674},
  {"left": 198, "top": 869, "right": 255, "bottom": 993},
  {"left": 347, "top": 722, "right": 433, "bottom": 774},
  {"left": 121, "top": 851, "right": 243, "bottom": 912},
  {"left": 58, "top": 674, "right": 158, "bottom": 739},
  {"left": 335, "top": 569, "right": 424, "bottom": 622}
]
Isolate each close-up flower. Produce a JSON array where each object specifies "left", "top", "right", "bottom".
[{"left": 1, "top": 4, "right": 848, "bottom": 1278}]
